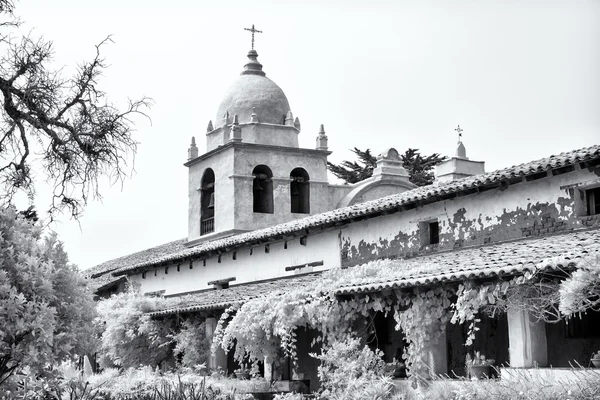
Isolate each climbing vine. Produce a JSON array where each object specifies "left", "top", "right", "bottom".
[
  {"left": 206, "top": 253, "right": 597, "bottom": 379},
  {"left": 393, "top": 287, "right": 454, "bottom": 376}
]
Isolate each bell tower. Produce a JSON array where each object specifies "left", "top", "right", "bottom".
[{"left": 184, "top": 38, "right": 332, "bottom": 246}]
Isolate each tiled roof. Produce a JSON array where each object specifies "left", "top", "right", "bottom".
[
  {"left": 335, "top": 229, "right": 600, "bottom": 295},
  {"left": 148, "top": 229, "right": 600, "bottom": 317},
  {"left": 84, "top": 238, "right": 187, "bottom": 293},
  {"left": 111, "top": 144, "right": 600, "bottom": 277},
  {"left": 149, "top": 274, "right": 320, "bottom": 317}
]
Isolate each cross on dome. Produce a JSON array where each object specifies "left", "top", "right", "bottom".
[{"left": 244, "top": 24, "right": 263, "bottom": 50}]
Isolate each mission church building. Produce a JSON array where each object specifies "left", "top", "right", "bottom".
[{"left": 88, "top": 37, "right": 600, "bottom": 390}]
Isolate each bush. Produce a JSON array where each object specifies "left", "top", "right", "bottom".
[
  {"left": 96, "top": 288, "right": 176, "bottom": 369},
  {"left": 0, "top": 207, "right": 97, "bottom": 391},
  {"left": 173, "top": 316, "right": 211, "bottom": 368}
]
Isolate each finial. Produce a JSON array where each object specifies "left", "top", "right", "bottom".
[
  {"left": 188, "top": 136, "right": 199, "bottom": 160},
  {"left": 250, "top": 107, "right": 259, "bottom": 123},
  {"left": 454, "top": 125, "right": 467, "bottom": 159},
  {"left": 207, "top": 120, "right": 214, "bottom": 133},
  {"left": 244, "top": 24, "right": 262, "bottom": 50},
  {"left": 241, "top": 49, "right": 266, "bottom": 76},
  {"left": 223, "top": 111, "right": 231, "bottom": 125},
  {"left": 285, "top": 111, "right": 294, "bottom": 126},
  {"left": 455, "top": 125, "right": 463, "bottom": 141},
  {"left": 294, "top": 117, "right": 301, "bottom": 131},
  {"left": 316, "top": 124, "right": 328, "bottom": 151},
  {"left": 230, "top": 114, "right": 242, "bottom": 142}
]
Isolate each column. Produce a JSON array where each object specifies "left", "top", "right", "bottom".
[
  {"left": 507, "top": 309, "right": 548, "bottom": 367},
  {"left": 205, "top": 317, "right": 228, "bottom": 371},
  {"left": 426, "top": 329, "right": 448, "bottom": 377}
]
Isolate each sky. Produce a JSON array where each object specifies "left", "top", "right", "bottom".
[{"left": 12, "top": 0, "right": 600, "bottom": 270}]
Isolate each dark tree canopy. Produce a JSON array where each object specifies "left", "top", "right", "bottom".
[
  {"left": 327, "top": 147, "right": 447, "bottom": 186},
  {"left": 0, "top": 1, "right": 151, "bottom": 219}
]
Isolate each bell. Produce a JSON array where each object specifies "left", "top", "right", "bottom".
[{"left": 207, "top": 192, "right": 215, "bottom": 209}]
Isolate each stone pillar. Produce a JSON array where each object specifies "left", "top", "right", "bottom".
[
  {"left": 205, "top": 317, "right": 228, "bottom": 371},
  {"left": 507, "top": 309, "right": 548, "bottom": 367}
]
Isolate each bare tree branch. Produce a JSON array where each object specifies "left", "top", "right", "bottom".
[{"left": 0, "top": 6, "right": 152, "bottom": 219}]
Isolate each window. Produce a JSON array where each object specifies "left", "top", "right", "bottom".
[
  {"left": 201, "top": 168, "right": 215, "bottom": 235},
  {"left": 290, "top": 168, "right": 310, "bottom": 214},
  {"left": 429, "top": 221, "right": 440, "bottom": 244},
  {"left": 586, "top": 187, "right": 600, "bottom": 216},
  {"left": 420, "top": 219, "right": 440, "bottom": 247},
  {"left": 252, "top": 165, "right": 274, "bottom": 213}
]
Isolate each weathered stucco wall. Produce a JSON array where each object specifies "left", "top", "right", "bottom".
[
  {"left": 131, "top": 229, "right": 341, "bottom": 296},
  {"left": 341, "top": 167, "right": 600, "bottom": 266}
]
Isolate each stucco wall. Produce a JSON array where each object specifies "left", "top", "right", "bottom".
[
  {"left": 340, "top": 167, "right": 600, "bottom": 266},
  {"left": 188, "top": 147, "right": 236, "bottom": 242},
  {"left": 131, "top": 229, "right": 341, "bottom": 296}
]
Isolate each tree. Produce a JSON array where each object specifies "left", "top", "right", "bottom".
[
  {"left": 0, "top": 1, "right": 151, "bottom": 219},
  {"left": 0, "top": 207, "right": 97, "bottom": 387},
  {"left": 327, "top": 148, "right": 446, "bottom": 186},
  {"left": 96, "top": 288, "right": 175, "bottom": 369}
]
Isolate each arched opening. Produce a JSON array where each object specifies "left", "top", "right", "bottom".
[
  {"left": 252, "top": 165, "right": 274, "bottom": 214},
  {"left": 200, "top": 168, "right": 215, "bottom": 235},
  {"left": 290, "top": 167, "right": 310, "bottom": 214}
]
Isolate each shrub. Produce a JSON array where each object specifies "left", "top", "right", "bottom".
[{"left": 0, "top": 207, "right": 97, "bottom": 390}]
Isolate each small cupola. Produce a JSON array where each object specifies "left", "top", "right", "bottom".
[{"left": 435, "top": 125, "right": 485, "bottom": 183}]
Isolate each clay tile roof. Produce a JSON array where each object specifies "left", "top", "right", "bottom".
[
  {"left": 84, "top": 238, "right": 187, "bottom": 293},
  {"left": 148, "top": 273, "right": 319, "bottom": 317},
  {"left": 109, "top": 144, "right": 600, "bottom": 277},
  {"left": 335, "top": 229, "right": 600, "bottom": 295},
  {"left": 148, "top": 229, "right": 600, "bottom": 316}
]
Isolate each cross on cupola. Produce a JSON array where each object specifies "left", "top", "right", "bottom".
[
  {"left": 455, "top": 125, "right": 463, "bottom": 141},
  {"left": 244, "top": 24, "right": 262, "bottom": 50}
]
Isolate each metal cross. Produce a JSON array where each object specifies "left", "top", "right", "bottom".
[
  {"left": 455, "top": 125, "right": 463, "bottom": 140},
  {"left": 244, "top": 24, "right": 263, "bottom": 50}
]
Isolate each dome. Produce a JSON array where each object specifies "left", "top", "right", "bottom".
[{"left": 216, "top": 50, "right": 291, "bottom": 127}]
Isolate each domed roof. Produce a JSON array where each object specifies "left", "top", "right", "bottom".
[{"left": 216, "top": 50, "right": 291, "bottom": 127}]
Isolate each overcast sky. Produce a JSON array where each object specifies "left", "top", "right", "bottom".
[{"left": 14, "top": 0, "right": 600, "bottom": 270}]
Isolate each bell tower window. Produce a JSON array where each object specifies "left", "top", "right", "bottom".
[
  {"left": 290, "top": 168, "right": 310, "bottom": 214},
  {"left": 253, "top": 165, "right": 274, "bottom": 213},
  {"left": 200, "top": 168, "right": 215, "bottom": 235}
]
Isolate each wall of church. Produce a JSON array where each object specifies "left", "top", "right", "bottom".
[
  {"left": 129, "top": 230, "right": 342, "bottom": 296},
  {"left": 340, "top": 167, "right": 600, "bottom": 266}
]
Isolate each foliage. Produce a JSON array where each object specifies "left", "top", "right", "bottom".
[
  {"left": 0, "top": 2, "right": 151, "bottom": 219},
  {"left": 96, "top": 288, "right": 175, "bottom": 369},
  {"left": 0, "top": 207, "right": 96, "bottom": 388},
  {"left": 212, "top": 260, "right": 400, "bottom": 367},
  {"left": 311, "top": 337, "right": 390, "bottom": 399},
  {"left": 451, "top": 268, "right": 564, "bottom": 346},
  {"left": 327, "top": 147, "right": 446, "bottom": 186},
  {"left": 465, "top": 351, "right": 494, "bottom": 367},
  {"left": 393, "top": 287, "right": 453, "bottom": 377},
  {"left": 558, "top": 255, "right": 600, "bottom": 316},
  {"left": 173, "top": 316, "right": 211, "bottom": 369}
]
